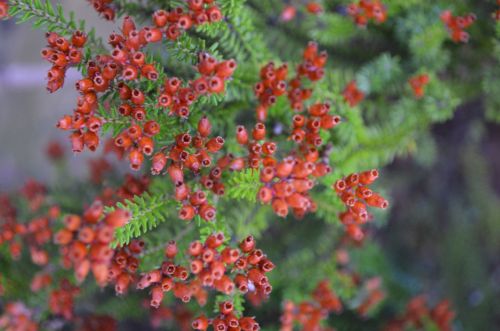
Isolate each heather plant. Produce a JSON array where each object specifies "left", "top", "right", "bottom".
[{"left": 1, "top": 0, "right": 499, "bottom": 330}]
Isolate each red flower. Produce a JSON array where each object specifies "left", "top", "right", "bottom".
[
  {"left": 347, "top": 1, "right": 387, "bottom": 27},
  {"left": 408, "top": 74, "right": 430, "bottom": 98},
  {"left": 0, "top": 1, "right": 9, "bottom": 19},
  {"left": 343, "top": 80, "right": 365, "bottom": 107},
  {"left": 441, "top": 10, "right": 476, "bottom": 43}
]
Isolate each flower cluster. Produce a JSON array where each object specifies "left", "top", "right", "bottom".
[
  {"left": 113, "top": 52, "right": 234, "bottom": 171},
  {"left": 113, "top": 119, "right": 160, "bottom": 170},
  {"left": 440, "top": 10, "right": 476, "bottom": 43},
  {"left": 291, "top": 102, "right": 341, "bottom": 146},
  {"left": 20, "top": 179, "right": 48, "bottom": 211},
  {"left": 0, "top": 186, "right": 58, "bottom": 265},
  {"left": 346, "top": 0, "right": 387, "bottom": 27},
  {"left": 56, "top": 16, "right": 165, "bottom": 154},
  {"left": 151, "top": 1, "right": 222, "bottom": 41},
  {"left": 0, "top": 195, "right": 25, "bottom": 260},
  {"left": 0, "top": 300, "right": 118, "bottom": 331},
  {"left": 158, "top": 52, "right": 236, "bottom": 118},
  {"left": 108, "top": 239, "right": 145, "bottom": 294},
  {"left": 240, "top": 43, "right": 339, "bottom": 219},
  {"left": 87, "top": 0, "right": 116, "bottom": 21},
  {"left": 253, "top": 62, "right": 289, "bottom": 121},
  {"left": 342, "top": 80, "right": 364, "bottom": 107},
  {"left": 23, "top": 216, "right": 54, "bottom": 265},
  {"left": 288, "top": 42, "right": 327, "bottom": 110},
  {"left": 280, "top": 246, "right": 387, "bottom": 331},
  {"left": 149, "top": 116, "right": 230, "bottom": 222},
  {"left": 51, "top": 167, "right": 148, "bottom": 287},
  {"left": 253, "top": 41, "right": 326, "bottom": 120},
  {"left": 335, "top": 246, "right": 387, "bottom": 315},
  {"left": 1, "top": 152, "right": 155, "bottom": 327},
  {"left": 0, "top": 302, "right": 39, "bottom": 331},
  {"left": 333, "top": 170, "right": 389, "bottom": 240},
  {"left": 41, "top": 31, "right": 87, "bottom": 93},
  {"left": 48, "top": 279, "right": 80, "bottom": 320},
  {"left": 242, "top": 119, "right": 334, "bottom": 219},
  {"left": 0, "top": 0, "right": 8, "bottom": 19},
  {"left": 280, "top": 280, "right": 342, "bottom": 331},
  {"left": 355, "top": 277, "right": 385, "bottom": 316},
  {"left": 408, "top": 74, "right": 430, "bottom": 99},
  {"left": 192, "top": 301, "right": 260, "bottom": 331},
  {"left": 109, "top": 172, "right": 151, "bottom": 201},
  {"left": 30, "top": 271, "right": 53, "bottom": 292},
  {"left": 137, "top": 234, "right": 274, "bottom": 310},
  {"left": 305, "top": 2, "right": 323, "bottom": 15},
  {"left": 382, "top": 296, "right": 455, "bottom": 331},
  {"left": 53, "top": 13, "right": 235, "bottom": 173},
  {"left": 280, "top": 2, "right": 323, "bottom": 22},
  {"left": 54, "top": 207, "right": 132, "bottom": 286}
]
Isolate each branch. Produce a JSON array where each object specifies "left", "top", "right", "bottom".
[{"left": 8, "top": 0, "right": 106, "bottom": 52}]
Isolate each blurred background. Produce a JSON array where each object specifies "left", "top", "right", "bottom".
[
  {"left": 381, "top": 100, "right": 500, "bottom": 329},
  {"left": 1, "top": 1, "right": 500, "bottom": 330},
  {"left": 0, "top": 1, "right": 117, "bottom": 188}
]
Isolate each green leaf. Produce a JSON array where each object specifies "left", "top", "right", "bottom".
[
  {"left": 225, "top": 169, "right": 260, "bottom": 203},
  {"left": 111, "top": 193, "right": 180, "bottom": 247}
]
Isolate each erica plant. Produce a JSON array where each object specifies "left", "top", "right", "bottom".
[{"left": 1, "top": 0, "right": 500, "bottom": 330}]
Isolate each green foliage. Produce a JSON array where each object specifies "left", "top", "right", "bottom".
[
  {"left": 225, "top": 169, "right": 260, "bottom": 203},
  {"left": 111, "top": 192, "right": 180, "bottom": 247},
  {"left": 263, "top": 219, "right": 340, "bottom": 294},
  {"left": 197, "top": 0, "right": 272, "bottom": 63},
  {"left": 223, "top": 202, "right": 269, "bottom": 240},
  {"left": 3, "top": 0, "right": 500, "bottom": 329},
  {"left": 395, "top": 7, "right": 450, "bottom": 69},
  {"left": 356, "top": 54, "right": 404, "bottom": 94},
  {"left": 308, "top": 13, "right": 358, "bottom": 46}
]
